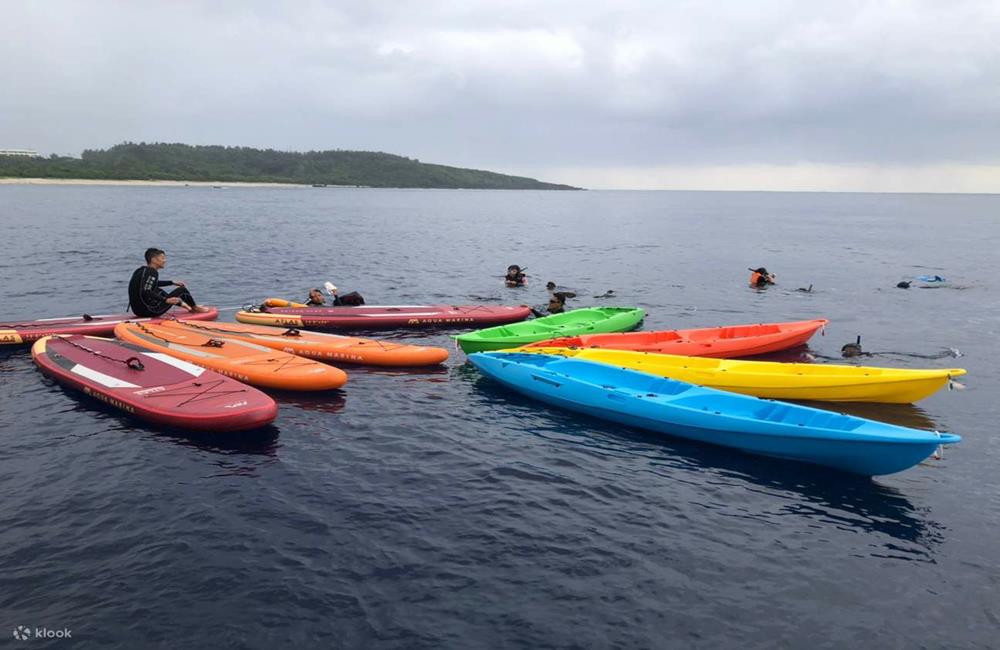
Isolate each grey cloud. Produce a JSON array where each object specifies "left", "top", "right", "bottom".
[{"left": 2, "top": 0, "right": 999, "bottom": 169}]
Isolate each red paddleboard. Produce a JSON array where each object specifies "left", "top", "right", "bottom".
[
  {"left": 236, "top": 304, "right": 532, "bottom": 330},
  {"left": 32, "top": 335, "right": 277, "bottom": 432},
  {"left": 1, "top": 307, "right": 219, "bottom": 346}
]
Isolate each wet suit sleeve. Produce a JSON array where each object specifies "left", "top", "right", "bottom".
[{"left": 157, "top": 280, "right": 173, "bottom": 287}]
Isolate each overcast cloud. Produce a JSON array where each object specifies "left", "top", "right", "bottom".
[{"left": 2, "top": 0, "right": 1000, "bottom": 190}]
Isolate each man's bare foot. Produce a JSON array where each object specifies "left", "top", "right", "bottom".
[{"left": 193, "top": 305, "right": 212, "bottom": 313}]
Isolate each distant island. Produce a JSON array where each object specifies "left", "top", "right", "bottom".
[{"left": 0, "top": 142, "right": 579, "bottom": 190}]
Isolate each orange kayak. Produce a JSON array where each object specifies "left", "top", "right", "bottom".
[
  {"left": 114, "top": 321, "right": 347, "bottom": 391},
  {"left": 523, "top": 319, "right": 828, "bottom": 358},
  {"left": 156, "top": 319, "right": 449, "bottom": 366}
]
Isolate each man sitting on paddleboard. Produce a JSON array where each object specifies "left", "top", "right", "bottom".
[{"left": 128, "top": 247, "right": 210, "bottom": 317}]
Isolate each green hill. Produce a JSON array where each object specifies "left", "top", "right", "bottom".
[{"left": 0, "top": 142, "right": 579, "bottom": 190}]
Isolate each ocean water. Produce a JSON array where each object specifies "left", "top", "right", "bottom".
[{"left": 0, "top": 185, "right": 998, "bottom": 648}]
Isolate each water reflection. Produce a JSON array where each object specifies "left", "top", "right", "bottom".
[
  {"left": 160, "top": 424, "right": 281, "bottom": 457},
  {"left": 275, "top": 391, "right": 347, "bottom": 414},
  {"left": 346, "top": 364, "right": 450, "bottom": 378},
  {"left": 799, "top": 400, "right": 941, "bottom": 431}
]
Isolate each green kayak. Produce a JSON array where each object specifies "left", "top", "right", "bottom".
[{"left": 454, "top": 307, "right": 645, "bottom": 353}]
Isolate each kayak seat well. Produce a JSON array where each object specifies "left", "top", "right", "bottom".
[
  {"left": 754, "top": 402, "right": 863, "bottom": 431},
  {"left": 497, "top": 353, "right": 559, "bottom": 368}
]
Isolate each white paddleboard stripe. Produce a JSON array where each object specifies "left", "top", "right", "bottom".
[
  {"left": 71, "top": 363, "right": 141, "bottom": 388},
  {"left": 142, "top": 352, "right": 205, "bottom": 376}
]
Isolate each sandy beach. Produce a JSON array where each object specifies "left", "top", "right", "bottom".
[{"left": 0, "top": 177, "right": 314, "bottom": 188}]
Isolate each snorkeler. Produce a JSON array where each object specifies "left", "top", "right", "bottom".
[
  {"left": 840, "top": 336, "right": 871, "bottom": 358},
  {"left": 505, "top": 265, "right": 527, "bottom": 287},
  {"left": 748, "top": 267, "right": 776, "bottom": 288}
]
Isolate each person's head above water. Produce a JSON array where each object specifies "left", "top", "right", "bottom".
[
  {"left": 308, "top": 288, "right": 325, "bottom": 303},
  {"left": 841, "top": 335, "right": 865, "bottom": 358},
  {"left": 841, "top": 343, "right": 863, "bottom": 358},
  {"left": 505, "top": 265, "right": 526, "bottom": 284},
  {"left": 749, "top": 266, "right": 775, "bottom": 287},
  {"left": 145, "top": 247, "right": 166, "bottom": 269},
  {"left": 546, "top": 281, "right": 556, "bottom": 290}
]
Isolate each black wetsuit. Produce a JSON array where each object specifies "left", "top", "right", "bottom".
[{"left": 128, "top": 266, "right": 196, "bottom": 317}]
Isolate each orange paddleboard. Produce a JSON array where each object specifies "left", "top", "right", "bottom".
[
  {"left": 158, "top": 319, "right": 449, "bottom": 366},
  {"left": 114, "top": 321, "right": 347, "bottom": 391}
]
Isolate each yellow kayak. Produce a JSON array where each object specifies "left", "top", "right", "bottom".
[{"left": 521, "top": 347, "right": 966, "bottom": 403}]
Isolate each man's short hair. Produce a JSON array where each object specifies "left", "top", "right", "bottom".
[{"left": 145, "top": 247, "right": 165, "bottom": 263}]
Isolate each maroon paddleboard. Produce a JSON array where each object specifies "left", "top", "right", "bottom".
[
  {"left": 238, "top": 305, "right": 532, "bottom": 330},
  {"left": 1, "top": 307, "right": 219, "bottom": 346},
  {"left": 32, "top": 335, "right": 277, "bottom": 432}
]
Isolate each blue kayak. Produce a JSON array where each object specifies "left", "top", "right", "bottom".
[{"left": 468, "top": 352, "right": 960, "bottom": 476}]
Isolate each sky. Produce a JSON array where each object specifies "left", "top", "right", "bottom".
[{"left": 2, "top": 0, "right": 1000, "bottom": 191}]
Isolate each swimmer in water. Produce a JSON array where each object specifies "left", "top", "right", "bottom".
[
  {"left": 545, "top": 281, "right": 577, "bottom": 299},
  {"left": 841, "top": 340, "right": 871, "bottom": 358},
  {"left": 748, "top": 267, "right": 776, "bottom": 288},
  {"left": 505, "top": 265, "right": 527, "bottom": 287}
]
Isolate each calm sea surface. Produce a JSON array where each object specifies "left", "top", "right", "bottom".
[{"left": 1, "top": 186, "right": 998, "bottom": 648}]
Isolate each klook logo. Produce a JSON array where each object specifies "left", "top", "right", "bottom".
[{"left": 12, "top": 626, "right": 72, "bottom": 641}]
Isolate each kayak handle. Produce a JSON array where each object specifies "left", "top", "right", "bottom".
[{"left": 531, "top": 374, "right": 562, "bottom": 388}]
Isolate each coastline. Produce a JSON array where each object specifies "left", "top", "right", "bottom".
[{"left": 0, "top": 177, "right": 317, "bottom": 188}]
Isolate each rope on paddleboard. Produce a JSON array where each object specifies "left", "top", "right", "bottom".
[
  {"left": 140, "top": 378, "right": 248, "bottom": 406},
  {"left": 54, "top": 335, "right": 145, "bottom": 371}
]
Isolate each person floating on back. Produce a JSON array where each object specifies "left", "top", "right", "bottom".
[
  {"left": 305, "top": 288, "right": 327, "bottom": 306},
  {"left": 128, "top": 248, "right": 210, "bottom": 317},
  {"left": 748, "top": 267, "right": 776, "bottom": 288},
  {"left": 505, "top": 265, "right": 527, "bottom": 287},
  {"left": 305, "top": 283, "right": 365, "bottom": 307}
]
